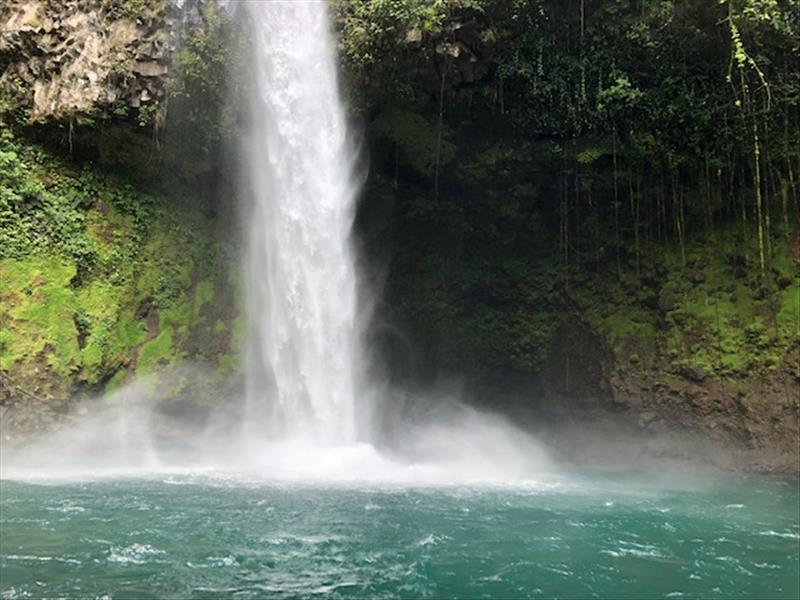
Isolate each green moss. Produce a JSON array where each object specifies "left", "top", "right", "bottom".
[
  {"left": 0, "top": 258, "right": 80, "bottom": 380},
  {"left": 160, "top": 299, "right": 192, "bottom": 334},
  {"left": 75, "top": 281, "right": 127, "bottom": 383},
  {"left": 603, "top": 312, "right": 656, "bottom": 348},
  {"left": 229, "top": 269, "right": 247, "bottom": 353},
  {"left": 104, "top": 368, "right": 128, "bottom": 395},
  {"left": 136, "top": 327, "right": 175, "bottom": 376},
  {"left": 215, "top": 353, "right": 241, "bottom": 376},
  {"left": 192, "top": 278, "right": 215, "bottom": 320},
  {"left": 639, "top": 228, "right": 797, "bottom": 378},
  {"left": 85, "top": 208, "right": 135, "bottom": 268},
  {"left": 778, "top": 284, "right": 799, "bottom": 333},
  {"left": 0, "top": 131, "right": 238, "bottom": 397},
  {"left": 108, "top": 314, "right": 149, "bottom": 363}
]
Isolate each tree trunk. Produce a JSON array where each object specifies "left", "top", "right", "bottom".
[
  {"left": 752, "top": 111, "right": 766, "bottom": 273},
  {"left": 613, "top": 127, "right": 621, "bottom": 278},
  {"left": 434, "top": 64, "right": 448, "bottom": 203},
  {"left": 629, "top": 175, "right": 640, "bottom": 280}
]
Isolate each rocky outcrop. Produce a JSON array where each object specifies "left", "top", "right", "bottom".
[
  {"left": 339, "top": 2, "right": 503, "bottom": 102},
  {"left": 539, "top": 323, "right": 800, "bottom": 475},
  {"left": 608, "top": 361, "right": 799, "bottom": 474},
  {"left": 0, "top": 0, "right": 177, "bottom": 122},
  {"left": 414, "top": 10, "right": 500, "bottom": 90}
]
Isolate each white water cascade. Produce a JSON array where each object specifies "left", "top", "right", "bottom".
[
  {"left": 0, "top": 0, "right": 554, "bottom": 483},
  {"left": 242, "top": 1, "right": 361, "bottom": 445}
]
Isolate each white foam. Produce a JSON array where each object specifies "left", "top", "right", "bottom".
[{"left": 108, "top": 543, "right": 164, "bottom": 565}]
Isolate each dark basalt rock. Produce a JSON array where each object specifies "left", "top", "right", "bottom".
[{"left": 679, "top": 364, "right": 707, "bottom": 383}]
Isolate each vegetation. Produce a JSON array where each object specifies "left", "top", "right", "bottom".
[
  {"left": 0, "top": 0, "right": 797, "bottom": 422},
  {"left": 164, "top": 2, "right": 247, "bottom": 182},
  {"left": 341, "top": 0, "right": 799, "bottom": 386},
  {"left": 0, "top": 129, "right": 238, "bottom": 402}
]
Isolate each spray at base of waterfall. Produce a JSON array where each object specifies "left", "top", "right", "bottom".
[{"left": 0, "top": 368, "right": 554, "bottom": 485}]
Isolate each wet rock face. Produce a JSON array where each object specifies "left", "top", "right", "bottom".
[
  {"left": 0, "top": 0, "right": 175, "bottom": 121},
  {"left": 371, "top": 5, "right": 500, "bottom": 96},
  {"left": 437, "top": 15, "right": 498, "bottom": 87},
  {"left": 540, "top": 322, "right": 615, "bottom": 414}
]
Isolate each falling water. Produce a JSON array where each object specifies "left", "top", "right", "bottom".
[
  {"left": 1, "top": 0, "right": 552, "bottom": 483},
  {"left": 242, "top": 1, "right": 360, "bottom": 445}
]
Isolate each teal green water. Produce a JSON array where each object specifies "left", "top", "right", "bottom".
[{"left": 1, "top": 473, "right": 798, "bottom": 599}]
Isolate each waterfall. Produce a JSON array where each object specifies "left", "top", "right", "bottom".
[
  {"left": 1, "top": 0, "right": 552, "bottom": 484},
  {"left": 242, "top": 1, "right": 361, "bottom": 445}
]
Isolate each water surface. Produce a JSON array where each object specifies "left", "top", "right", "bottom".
[{"left": 1, "top": 472, "right": 797, "bottom": 599}]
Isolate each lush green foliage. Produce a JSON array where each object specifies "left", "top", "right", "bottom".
[
  {"left": 165, "top": 3, "right": 246, "bottom": 180},
  {"left": 0, "top": 133, "right": 238, "bottom": 399},
  {"left": 0, "top": 0, "right": 250, "bottom": 406},
  {"left": 337, "top": 0, "right": 448, "bottom": 68},
  {"left": 349, "top": 0, "right": 800, "bottom": 384}
]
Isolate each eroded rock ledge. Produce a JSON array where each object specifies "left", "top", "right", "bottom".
[{"left": 0, "top": 0, "right": 189, "bottom": 123}]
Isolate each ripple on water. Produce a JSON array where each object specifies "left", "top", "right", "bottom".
[
  {"left": 207, "top": 555, "right": 238, "bottom": 568},
  {"left": 601, "top": 540, "right": 670, "bottom": 560},
  {"left": 758, "top": 530, "right": 800, "bottom": 540},
  {"left": 541, "top": 564, "right": 573, "bottom": 577},
  {"left": 262, "top": 533, "right": 344, "bottom": 547},
  {"left": 416, "top": 534, "right": 451, "bottom": 547},
  {"left": 715, "top": 555, "right": 755, "bottom": 576},
  {"left": 3, "top": 555, "right": 81, "bottom": 566},
  {"left": 107, "top": 543, "right": 164, "bottom": 565},
  {"left": 45, "top": 501, "right": 85, "bottom": 514}
]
